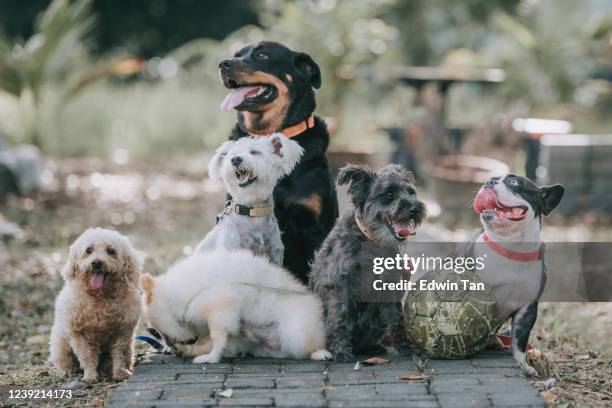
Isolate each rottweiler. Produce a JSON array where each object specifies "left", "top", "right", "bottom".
[{"left": 218, "top": 41, "right": 339, "bottom": 283}]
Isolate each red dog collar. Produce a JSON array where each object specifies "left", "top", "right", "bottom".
[
  {"left": 248, "top": 115, "right": 315, "bottom": 138},
  {"left": 483, "top": 233, "right": 542, "bottom": 262}
]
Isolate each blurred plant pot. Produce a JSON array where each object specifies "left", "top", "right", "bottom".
[
  {"left": 427, "top": 155, "right": 509, "bottom": 226},
  {"left": 327, "top": 149, "right": 376, "bottom": 177}
]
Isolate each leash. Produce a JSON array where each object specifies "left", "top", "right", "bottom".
[
  {"left": 483, "top": 233, "right": 544, "bottom": 262},
  {"left": 248, "top": 115, "right": 315, "bottom": 138}
]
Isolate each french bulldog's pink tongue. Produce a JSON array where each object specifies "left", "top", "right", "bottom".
[
  {"left": 220, "top": 86, "right": 261, "bottom": 112},
  {"left": 90, "top": 272, "right": 105, "bottom": 289},
  {"left": 393, "top": 222, "right": 414, "bottom": 237}
]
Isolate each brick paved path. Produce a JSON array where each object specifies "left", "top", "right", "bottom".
[{"left": 106, "top": 350, "right": 545, "bottom": 408}]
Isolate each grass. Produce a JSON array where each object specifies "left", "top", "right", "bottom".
[{"left": 0, "top": 157, "right": 610, "bottom": 407}]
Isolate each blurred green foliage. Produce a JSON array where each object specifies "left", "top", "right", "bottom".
[{"left": 0, "top": 0, "right": 610, "bottom": 159}]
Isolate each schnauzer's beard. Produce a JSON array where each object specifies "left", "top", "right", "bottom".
[
  {"left": 361, "top": 199, "right": 426, "bottom": 247},
  {"left": 222, "top": 160, "right": 280, "bottom": 206}
]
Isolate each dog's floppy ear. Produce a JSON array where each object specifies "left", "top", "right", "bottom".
[
  {"left": 140, "top": 273, "right": 155, "bottom": 305},
  {"left": 270, "top": 133, "right": 304, "bottom": 175},
  {"left": 60, "top": 242, "right": 79, "bottom": 281},
  {"left": 540, "top": 184, "right": 564, "bottom": 216},
  {"left": 208, "top": 141, "right": 234, "bottom": 180},
  {"left": 294, "top": 52, "right": 321, "bottom": 89},
  {"left": 121, "top": 237, "right": 146, "bottom": 284},
  {"left": 338, "top": 164, "right": 375, "bottom": 209}
]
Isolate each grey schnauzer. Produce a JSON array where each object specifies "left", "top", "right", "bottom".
[
  {"left": 310, "top": 163, "right": 426, "bottom": 362},
  {"left": 195, "top": 133, "right": 303, "bottom": 265}
]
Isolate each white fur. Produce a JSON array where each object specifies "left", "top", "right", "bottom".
[
  {"left": 207, "top": 133, "right": 303, "bottom": 205},
  {"left": 141, "top": 250, "right": 330, "bottom": 363},
  {"left": 194, "top": 134, "right": 303, "bottom": 264}
]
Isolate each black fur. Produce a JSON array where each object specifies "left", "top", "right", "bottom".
[
  {"left": 497, "top": 174, "right": 565, "bottom": 217},
  {"left": 220, "top": 42, "right": 338, "bottom": 283}
]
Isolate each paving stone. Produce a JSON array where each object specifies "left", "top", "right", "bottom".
[
  {"left": 107, "top": 353, "right": 545, "bottom": 407},
  {"left": 232, "top": 364, "right": 281, "bottom": 374},
  {"left": 108, "top": 389, "right": 162, "bottom": 401},
  {"left": 374, "top": 383, "right": 430, "bottom": 395},
  {"left": 176, "top": 373, "right": 227, "bottom": 384},
  {"left": 161, "top": 384, "right": 224, "bottom": 400},
  {"left": 225, "top": 376, "right": 276, "bottom": 389},
  {"left": 280, "top": 362, "right": 326, "bottom": 373},
  {"left": 275, "top": 395, "right": 326, "bottom": 407},
  {"left": 276, "top": 376, "right": 325, "bottom": 389},
  {"left": 218, "top": 397, "right": 274, "bottom": 406}
]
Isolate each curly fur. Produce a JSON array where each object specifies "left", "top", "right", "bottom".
[
  {"left": 49, "top": 228, "right": 144, "bottom": 382},
  {"left": 310, "top": 164, "right": 426, "bottom": 362}
]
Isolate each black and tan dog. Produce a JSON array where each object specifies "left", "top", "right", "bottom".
[{"left": 218, "top": 41, "right": 338, "bottom": 283}]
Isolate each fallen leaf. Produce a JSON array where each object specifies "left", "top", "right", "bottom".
[
  {"left": 362, "top": 357, "right": 390, "bottom": 366},
  {"left": 400, "top": 374, "right": 432, "bottom": 381},
  {"left": 211, "top": 388, "right": 233, "bottom": 398},
  {"left": 217, "top": 388, "right": 233, "bottom": 398},
  {"left": 541, "top": 391, "right": 556, "bottom": 404}
]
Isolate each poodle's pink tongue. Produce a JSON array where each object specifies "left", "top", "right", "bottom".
[
  {"left": 220, "top": 86, "right": 261, "bottom": 112},
  {"left": 90, "top": 272, "right": 105, "bottom": 289}
]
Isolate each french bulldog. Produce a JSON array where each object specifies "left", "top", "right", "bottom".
[{"left": 471, "top": 174, "right": 564, "bottom": 375}]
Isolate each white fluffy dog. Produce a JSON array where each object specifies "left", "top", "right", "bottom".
[
  {"left": 194, "top": 133, "right": 303, "bottom": 266},
  {"left": 49, "top": 228, "right": 144, "bottom": 382},
  {"left": 140, "top": 249, "right": 331, "bottom": 363}
]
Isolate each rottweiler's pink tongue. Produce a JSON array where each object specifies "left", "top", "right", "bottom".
[
  {"left": 90, "top": 272, "right": 105, "bottom": 289},
  {"left": 220, "top": 86, "right": 261, "bottom": 112},
  {"left": 473, "top": 188, "right": 498, "bottom": 213}
]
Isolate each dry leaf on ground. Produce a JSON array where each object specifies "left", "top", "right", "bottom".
[
  {"left": 400, "top": 374, "right": 432, "bottom": 381},
  {"left": 362, "top": 357, "right": 390, "bottom": 366}
]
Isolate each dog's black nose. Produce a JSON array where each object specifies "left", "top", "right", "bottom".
[
  {"left": 484, "top": 179, "right": 497, "bottom": 188},
  {"left": 231, "top": 156, "right": 243, "bottom": 167},
  {"left": 219, "top": 59, "right": 233, "bottom": 70},
  {"left": 91, "top": 260, "right": 103, "bottom": 270}
]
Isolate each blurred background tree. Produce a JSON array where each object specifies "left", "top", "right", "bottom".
[{"left": 0, "top": 0, "right": 609, "bottom": 158}]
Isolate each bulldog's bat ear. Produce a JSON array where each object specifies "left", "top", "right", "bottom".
[
  {"left": 338, "top": 164, "right": 375, "bottom": 210},
  {"left": 294, "top": 52, "right": 321, "bottom": 89},
  {"left": 540, "top": 184, "right": 564, "bottom": 215}
]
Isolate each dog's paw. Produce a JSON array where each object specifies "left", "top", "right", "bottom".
[
  {"left": 81, "top": 374, "right": 98, "bottom": 384},
  {"left": 520, "top": 362, "right": 538, "bottom": 377},
  {"left": 310, "top": 349, "right": 332, "bottom": 361},
  {"left": 112, "top": 368, "right": 132, "bottom": 381},
  {"left": 333, "top": 350, "right": 355, "bottom": 363},
  {"left": 193, "top": 353, "right": 221, "bottom": 364}
]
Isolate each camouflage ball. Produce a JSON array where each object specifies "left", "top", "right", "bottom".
[{"left": 404, "top": 270, "right": 496, "bottom": 359}]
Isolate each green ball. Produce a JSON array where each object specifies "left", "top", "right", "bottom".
[{"left": 403, "top": 270, "right": 497, "bottom": 359}]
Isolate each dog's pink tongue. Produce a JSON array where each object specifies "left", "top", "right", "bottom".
[
  {"left": 90, "top": 272, "right": 105, "bottom": 289},
  {"left": 473, "top": 188, "right": 498, "bottom": 213},
  {"left": 393, "top": 222, "right": 414, "bottom": 237},
  {"left": 220, "top": 86, "right": 261, "bottom": 112}
]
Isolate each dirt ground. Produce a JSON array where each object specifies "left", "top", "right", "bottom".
[{"left": 0, "top": 158, "right": 610, "bottom": 407}]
